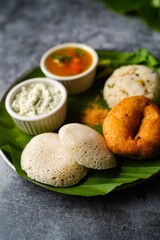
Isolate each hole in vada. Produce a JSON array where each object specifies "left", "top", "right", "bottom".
[{"left": 133, "top": 118, "right": 143, "bottom": 139}]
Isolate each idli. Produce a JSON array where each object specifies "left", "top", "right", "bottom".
[
  {"left": 21, "top": 133, "right": 88, "bottom": 187},
  {"left": 59, "top": 123, "right": 117, "bottom": 169},
  {"left": 103, "top": 65, "right": 160, "bottom": 108}
]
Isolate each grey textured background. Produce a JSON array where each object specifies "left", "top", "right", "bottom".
[{"left": 1, "top": 0, "right": 160, "bottom": 239}]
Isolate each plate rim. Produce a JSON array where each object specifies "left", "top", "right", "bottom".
[{"left": 0, "top": 149, "right": 15, "bottom": 171}]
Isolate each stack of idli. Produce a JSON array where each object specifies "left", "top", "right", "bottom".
[
  {"left": 103, "top": 65, "right": 160, "bottom": 108},
  {"left": 21, "top": 123, "right": 117, "bottom": 187}
]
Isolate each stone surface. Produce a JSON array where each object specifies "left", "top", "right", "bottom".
[{"left": 1, "top": 0, "right": 160, "bottom": 239}]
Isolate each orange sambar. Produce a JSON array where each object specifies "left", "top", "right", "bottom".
[{"left": 45, "top": 47, "right": 93, "bottom": 77}]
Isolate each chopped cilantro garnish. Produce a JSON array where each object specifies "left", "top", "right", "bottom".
[
  {"left": 52, "top": 54, "right": 72, "bottom": 63},
  {"left": 52, "top": 54, "right": 62, "bottom": 60},
  {"left": 62, "top": 56, "right": 72, "bottom": 62},
  {"left": 75, "top": 48, "right": 85, "bottom": 57}
]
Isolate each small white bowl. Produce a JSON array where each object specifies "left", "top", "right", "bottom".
[
  {"left": 40, "top": 42, "right": 98, "bottom": 94},
  {"left": 5, "top": 78, "right": 67, "bottom": 135}
]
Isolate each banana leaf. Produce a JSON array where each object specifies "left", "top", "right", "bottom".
[
  {"left": 102, "top": 0, "right": 147, "bottom": 14},
  {"left": 1, "top": 48, "right": 160, "bottom": 196},
  {"left": 102, "top": 0, "right": 160, "bottom": 32}
]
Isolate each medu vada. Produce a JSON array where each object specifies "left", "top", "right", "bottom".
[{"left": 103, "top": 96, "right": 160, "bottom": 159}]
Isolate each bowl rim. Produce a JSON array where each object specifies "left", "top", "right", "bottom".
[
  {"left": 40, "top": 42, "right": 98, "bottom": 81},
  {"left": 5, "top": 77, "right": 67, "bottom": 122}
]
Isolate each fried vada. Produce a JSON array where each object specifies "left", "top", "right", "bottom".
[{"left": 103, "top": 96, "right": 160, "bottom": 159}]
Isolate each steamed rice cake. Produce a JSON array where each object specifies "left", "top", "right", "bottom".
[
  {"left": 21, "top": 133, "right": 88, "bottom": 187},
  {"left": 59, "top": 123, "right": 117, "bottom": 169},
  {"left": 103, "top": 65, "right": 160, "bottom": 108}
]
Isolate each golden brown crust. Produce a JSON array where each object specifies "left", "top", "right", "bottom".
[{"left": 103, "top": 96, "right": 160, "bottom": 159}]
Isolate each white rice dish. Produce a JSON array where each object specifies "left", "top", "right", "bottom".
[{"left": 103, "top": 65, "right": 160, "bottom": 108}]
